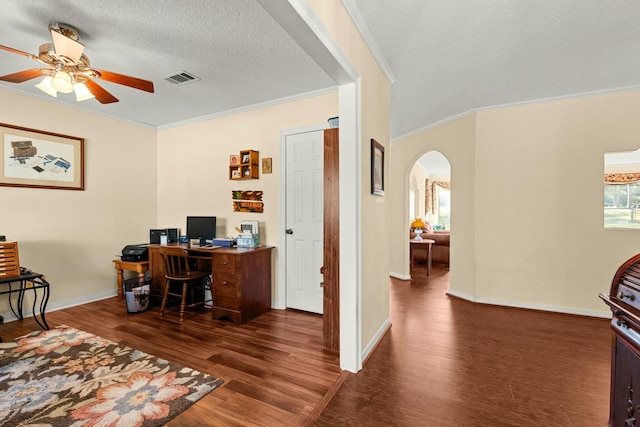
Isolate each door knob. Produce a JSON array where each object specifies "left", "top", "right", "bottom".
[{"left": 286, "top": 229, "right": 293, "bottom": 235}]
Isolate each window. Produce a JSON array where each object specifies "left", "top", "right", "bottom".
[
  {"left": 604, "top": 181, "right": 640, "bottom": 229},
  {"left": 426, "top": 180, "right": 451, "bottom": 230},
  {"left": 409, "top": 190, "right": 416, "bottom": 221},
  {"left": 437, "top": 186, "right": 451, "bottom": 230},
  {"left": 604, "top": 149, "right": 640, "bottom": 229}
]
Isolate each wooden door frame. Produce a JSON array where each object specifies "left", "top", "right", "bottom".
[{"left": 272, "top": 124, "right": 340, "bottom": 351}]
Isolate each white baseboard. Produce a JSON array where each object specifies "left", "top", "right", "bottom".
[
  {"left": 1, "top": 289, "right": 117, "bottom": 324},
  {"left": 390, "top": 271, "right": 411, "bottom": 280},
  {"left": 362, "top": 316, "right": 391, "bottom": 362},
  {"left": 446, "top": 289, "right": 612, "bottom": 319}
]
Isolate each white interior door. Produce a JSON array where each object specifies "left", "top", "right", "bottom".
[{"left": 285, "top": 129, "right": 324, "bottom": 314}]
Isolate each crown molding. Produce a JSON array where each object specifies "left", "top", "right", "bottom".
[
  {"left": 340, "top": 0, "right": 395, "bottom": 85},
  {"left": 392, "top": 84, "right": 640, "bottom": 143},
  {"left": 157, "top": 86, "right": 338, "bottom": 130}
]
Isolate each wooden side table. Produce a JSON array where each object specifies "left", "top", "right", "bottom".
[
  {"left": 410, "top": 239, "right": 435, "bottom": 276},
  {"left": 113, "top": 259, "right": 149, "bottom": 299}
]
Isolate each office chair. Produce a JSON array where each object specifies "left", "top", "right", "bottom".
[{"left": 159, "top": 246, "right": 210, "bottom": 323}]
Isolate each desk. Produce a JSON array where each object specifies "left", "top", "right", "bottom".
[
  {"left": 113, "top": 259, "right": 149, "bottom": 299},
  {"left": 0, "top": 269, "right": 50, "bottom": 335},
  {"left": 410, "top": 239, "right": 435, "bottom": 276},
  {"left": 147, "top": 243, "right": 274, "bottom": 324}
]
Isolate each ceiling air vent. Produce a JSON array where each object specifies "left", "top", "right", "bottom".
[{"left": 164, "top": 71, "right": 200, "bottom": 85}]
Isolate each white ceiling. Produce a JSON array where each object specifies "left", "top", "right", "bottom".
[
  {"left": 351, "top": 0, "right": 640, "bottom": 139},
  {"left": 0, "top": 0, "right": 336, "bottom": 128},
  {"left": 2, "top": 1, "right": 640, "bottom": 139}
]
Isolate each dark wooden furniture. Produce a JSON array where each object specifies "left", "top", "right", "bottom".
[
  {"left": 0, "top": 241, "right": 20, "bottom": 279},
  {"left": 112, "top": 259, "right": 149, "bottom": 299},
  {"left": 323, "top": 127, "right": 340, "bottom": 352},
  {"left": 210, "top": 246, "right": 272, "bottom": 324},
  {"left": 600, "top": 253, "right": 640, "bottom": 426},
  {"left": 159, "top": 246, "right": 210, "bottom": 323},
  {"left": 147, "top": 243, "right": 273, "bottom": 325}
]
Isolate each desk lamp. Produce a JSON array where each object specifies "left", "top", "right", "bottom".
[{"left": 411, "top": 218, "right": 426, "bottom": 241}]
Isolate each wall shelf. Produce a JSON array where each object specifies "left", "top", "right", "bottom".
[{"left": 229, "top": 149, "right": 259, "bottom": 180}]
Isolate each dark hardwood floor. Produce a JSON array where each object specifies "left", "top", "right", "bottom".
[
  {"left": 316, "top": 264, "right": 612, "bottom": 426},
  {"left": 1, "top": 263, "right": 612, "bottom": 426},
  {"left": 0, "top": 295, "right": 342, "bottom": 426}
]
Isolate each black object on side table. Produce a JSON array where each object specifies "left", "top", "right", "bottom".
[{"left": 0, "top": 267, "right": 51, "bottom": 341}]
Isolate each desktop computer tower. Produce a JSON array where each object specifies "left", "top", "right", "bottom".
[
  {"left": 150, "top": 228, "right": 180, "bottom": 244},
  {"left": 149, "top": 229, "right": 167, "bottom": 244},
  {"left": 166, "top": 228, "right": 179, "bottom": 243}
]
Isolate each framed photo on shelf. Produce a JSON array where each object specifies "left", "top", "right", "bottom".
[
  {"left": 0, "top": 122, "right": 84, "bottom": 190},
  {"left": 371, "top": 139, "right": 384, "bottom": 196},
  {"left": 242, "top": 153, "right": 250, "bottom": 164},
  {"left": 230, "top": 154, "right": 239, "bottom": 165},
  {"left": 231, "top": 169, "right": 241, "bottom": 179}
]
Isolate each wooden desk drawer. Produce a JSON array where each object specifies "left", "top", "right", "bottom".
[
  {"left": 213, "top": 273, "right": 238, "bottom": 309},
  {"left": 214, "top": 254, "right": 236, "bottom": 271}
]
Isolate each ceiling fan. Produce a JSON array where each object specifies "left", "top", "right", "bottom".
[{"left": 0, "top": 23, "right": 154, "bottom": 104}]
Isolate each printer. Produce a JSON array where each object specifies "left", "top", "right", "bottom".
[{"left": 121, "top": 244, "right": 149, "bottom": 262}]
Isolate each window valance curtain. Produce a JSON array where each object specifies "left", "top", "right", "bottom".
[
  {"left": 604, "top": 173, "right": 640, "bottom": 184},
  {"left": 425, "top": 179, "right": 451, "bottom": 214}
]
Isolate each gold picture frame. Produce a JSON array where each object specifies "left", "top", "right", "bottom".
[
  {"left": 262, "top": 157, "right": 272, "bottom": 174},
  {"left": 0, "top": 123, "right": 84, "bottom": 190}
]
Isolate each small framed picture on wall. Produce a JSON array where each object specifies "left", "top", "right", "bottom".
[
  {"left": 371, "top": 139, "right": 384, "bottom": 196},
  {"left": 262, "top": 158, "right": 272, "bottom": 174}
]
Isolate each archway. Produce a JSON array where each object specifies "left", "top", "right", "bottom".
[{"left": 409, "top": 150, "right": 451, "bottom": 272}]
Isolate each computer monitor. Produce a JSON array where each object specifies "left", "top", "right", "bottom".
[{"left": 186, "top": 216, "right": 217, "bottom": 246}]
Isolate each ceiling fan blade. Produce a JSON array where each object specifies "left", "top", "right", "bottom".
[
  {"left": 0, "top": 68, "right": 43, "bottom": 83},
  {"left": 51, "top": 29, "right": 84, "bottom": 63},
  {"left": 84, "top": 79, "right": 119, "bottom": 104},
  {"left": 0, "top": 44, "right": 34, "bottom": 58},
  {"left": 95, "top": 69, "right": 155, "bottom": 93}
]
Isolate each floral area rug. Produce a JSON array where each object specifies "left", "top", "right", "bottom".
[{"left": 0, "top": 325, "right": 223, "bottom": 426}]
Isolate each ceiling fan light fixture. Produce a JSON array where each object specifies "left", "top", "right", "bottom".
[
  {"left": 51, "top": 71, "right": 74, "bottom": 93},
  {"left": 2, "top": 23, "right": 154, "bottom": 105},
  {"left": 73, "top": 82, "right": 94, "bottom": 101},
  {"left": 35, "top": 76, "right": 58, "bottom": 97},
  {"left": 50, "top": 27, "right": 84, "bottom": 63}
]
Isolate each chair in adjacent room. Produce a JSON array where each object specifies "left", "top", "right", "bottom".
[{"left": 159, "top": 246, "right": 210, "bottom": 323}]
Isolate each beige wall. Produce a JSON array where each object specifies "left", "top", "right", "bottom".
[
  {"left": 391, "top": 90, "right": 640, "bottom": 316},
  {"left": 0, "top": 88, "right": 157, "bottom": 312},
  {"left": 1, "top": 88, "right": 337, "bottom": 317},
  {"left": 309, "top": 0, "right": 392, "bottom": 355},
  {"left": 156, "top": 93, "right": 338, "bottom": 306},
  {"left": 390, "top": 115, "right": 477, "bottom": 294}
]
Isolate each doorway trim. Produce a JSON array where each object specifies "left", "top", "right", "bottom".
[{"left": 259, "top": 0, "right": 362, "bottom": 373}]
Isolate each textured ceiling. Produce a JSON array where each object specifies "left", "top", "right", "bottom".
[
  {"left": 351, "top": 0, "right": 640, "bottom": 139},
  {"left": 2, "top": 1, "right": 640, "bottom": 139},
  {"left": 0, "top": 0, "right": 336, "bottom": 128}
]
